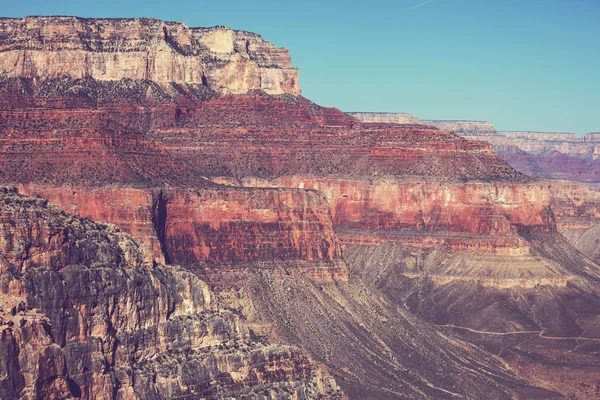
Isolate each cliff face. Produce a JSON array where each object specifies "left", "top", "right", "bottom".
[
  {"left": 584, "top": 132, "right": 600, "bottom": 142},
  {"left": 548, "top": 181, "right": 600, "bottom": 264},
  {"left": 0, "top": 69, "right": 560, "bottom": 270},
  {"left": 0, "top": 74, "right": 546, "bottom": 258},
  {"left": 214, "top": 176, "right": 559, "bottom": 255},
  {"left": 0, "top": 16, "right": 300, "bottom": 95},
  {"left": 17, "top": 185, "right": 348, "bottom": 282},
  {"left": 0, "top": 189, "right": 342, "bottom": 399}
]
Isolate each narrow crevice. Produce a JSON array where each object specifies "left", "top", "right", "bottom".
[{"left": 152, "top": 188, "right": 171, "bottom": 265}]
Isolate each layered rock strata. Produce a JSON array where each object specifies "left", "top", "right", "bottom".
[
  {"left": 1, "top": 16, "right": 596, "bottom": 398},
  {"left": 421, "top": 120, "right": 496, "bottom": 134},
  {"left": 214, "top": 176, "right": 560, "bottom": 255},
  {"left": 549, "top": 181, "right": 600, "bottom": 264},
  {"left": 17, "top": 185, "right": 349, "bottom": 282},
  {"left": 0, "top": 188, "right": 342, "bottom": 399},
  {"left": 348, "top": 113, "right": 600, "bottom": 184},
  {"left": 0, "top": 73, "right": 538, "bottom": 259},
  {"left": 445, "top": 130, "right": 600, "bottom": 184},
  {"left": 0, "top": 16, "right": 300, "bottom": 95}
]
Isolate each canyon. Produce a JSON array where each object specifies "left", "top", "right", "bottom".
[
  {"left": 349, "top": 113, "right": 600, "bottom": 185},
  {"left": 1, "top": 15, "right": 599, "bottom": 399}
]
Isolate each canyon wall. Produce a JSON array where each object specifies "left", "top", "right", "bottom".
[
  {"left": 18, "top": 185, "right": 348, "bottom": 282},
  {"left": 0, "top": 189, "right": 342, "bottom": 399},
  {"left": 0, "top": 17, "right": 597, "bottom": 398},
  {"left": 584, "top": 132, "right": 600, "bottom": 142},
  {"left": 0, "top": 16, "right": 300, "bottom": 95},
  {"left": 348, "top": 113, "right": 600, "bottom": 184},
  {"left": 213, "top": 176, "right": 558, "bottom": 254},
  {"left": 3, "top": 68, "right": 595, "bottom": 277},
  {"left": 479, "top": 132, "right": 600, "bottom": 183},
  {"left": 0, "top": 73, "right": 557, "bottom": 262}
]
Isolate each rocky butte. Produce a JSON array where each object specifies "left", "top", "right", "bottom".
[{"left": 1, "top": 15, "right": 600, "bottom": 399}]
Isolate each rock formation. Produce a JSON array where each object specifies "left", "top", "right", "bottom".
[
  {"left": 490, "top": 131, "right": 600, "bottom": 184},
  {"left": 18, "top": 185, "right": 349, "bottom": 282},
  {"left": 421, "top": 120, "right": 497, "bottom": 134},
  {"left": 2, "top": 15, "right": 599, "bottom": 399},
  {"left": 0, "top": 188, "right": 342, "bottom": 399},
  {"left": 349, "top": 113, "right": 600, "bottom": 184},
  {"left": 0, "top": 16, "right": 300, "bottom": 95},
  {"left": 346, "top": 112, "right": 422, "bottom": 125}
]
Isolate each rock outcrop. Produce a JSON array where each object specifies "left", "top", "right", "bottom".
[
  {"left": 0, "top": 16, "right": 300, "bottom": 95},
  {"left": 583, "top": 132, "right": 600, "bottom": 142},
  {"left": 548, "top": 181, "right": 600, "bottom": 264},
  {"left": 0, "top": 188, "right": 343, "bottom": 399},
  {"left": 215, "top": 176, "right": 560, "bottom": 256}
]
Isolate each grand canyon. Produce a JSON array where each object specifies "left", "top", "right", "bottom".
[{"left": 0, "top": 16, "right": 599, "bottom": 400}]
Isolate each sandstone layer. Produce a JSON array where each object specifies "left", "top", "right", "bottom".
[{"left": 0, "top": 16, "right": 300, "bottom": 95}]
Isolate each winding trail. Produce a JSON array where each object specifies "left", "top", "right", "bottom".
[{"left": 437, "top": 324, "right": 600, "bottom": 342}]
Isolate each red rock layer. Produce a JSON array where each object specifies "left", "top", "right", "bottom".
[
  {"left": 0, "top": 76, "right": 541, "bottom": 258},
  {"left": 214, "top": 177, "right": 556, "bottom": 254},
  {"left": 548, "top": 182, "right": 600, "bottom": 221},
  {"left": 0, "top": 76, "right": 522, "bottom": 184},
  {"left": 18, "top": 185, "right": 349, "bottom": 282},
  {"left": 349, "top": 115, "right": 600, "bottom": 185}
]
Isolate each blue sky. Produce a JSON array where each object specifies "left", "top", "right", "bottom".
[{"left": 4, "top": 0, "right": 600, "bottom": 134}]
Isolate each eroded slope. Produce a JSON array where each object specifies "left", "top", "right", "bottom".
[{"left": 0, "top": 188, "right": 342, "bottom": 399}]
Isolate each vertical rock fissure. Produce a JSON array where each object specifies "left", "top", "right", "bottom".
[{"left": 152, "top": 189, "right": 171, "bottom": 264}]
